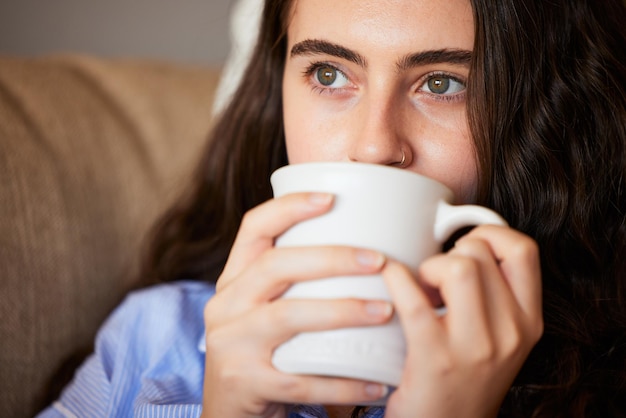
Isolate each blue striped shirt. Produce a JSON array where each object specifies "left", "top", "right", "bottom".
[{"left": 36, "top": 281, "right": 385, "bottom": 418}]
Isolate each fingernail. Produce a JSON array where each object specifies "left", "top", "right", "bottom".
[
  {"left": 356, "top": 250, "right": 386, "bottom": 268},
  {"left": 366, "top": 301, "right": 393, "bottom": 318},
  {"left": 307, "top": 192, "right": 333, "bottom": 206},
  {"left": 365, "top": 383, "right": 388, "bottom": 399}
]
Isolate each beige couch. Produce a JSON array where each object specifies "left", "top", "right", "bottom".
[{"left": 0, "top": 54, "right": 221, "bottom": 417}]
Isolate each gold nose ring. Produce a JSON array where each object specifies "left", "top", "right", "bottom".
[{"left": 398, "top": 150, "right": 406, "bottom": 167}]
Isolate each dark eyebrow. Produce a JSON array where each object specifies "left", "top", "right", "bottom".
[
  {"left": 397, "top": 49, "right": 473, "bottom": 71},
  {"left": 290, "top": 40, "right": 472, "bottom": 72},
  {"left": 290, "top": 39, "right": 367, "bottom": 68}
]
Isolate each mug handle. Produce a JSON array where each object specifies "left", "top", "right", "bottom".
[{"left": 434, "top": 201, "right": 508, "bottom": 243}]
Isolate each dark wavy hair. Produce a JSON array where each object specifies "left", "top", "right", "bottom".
[
  {"left": 142, "top": 0, "right": 626, "bottom": 416},
  {"left": 469, "top": 1, "right": 626, "bottom": 416}
]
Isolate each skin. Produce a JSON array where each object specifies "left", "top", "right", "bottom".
[
  {"left": 201, "top": 1, "right": 543, "bottom": 417},
  {"left": 282, "top": 0, "right": 478, "bottom": 203}
]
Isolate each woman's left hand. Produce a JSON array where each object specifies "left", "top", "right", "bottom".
[{"left": 383, "top": 225, "right": 543, "bottom": 418}]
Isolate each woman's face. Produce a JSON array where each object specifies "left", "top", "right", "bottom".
[{"left": 282, "top": 0, "right": 477, "bottom": 203}]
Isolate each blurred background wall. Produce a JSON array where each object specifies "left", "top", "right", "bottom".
[{"left": 0, "top": 0, "right": 235, "bottom": 65}]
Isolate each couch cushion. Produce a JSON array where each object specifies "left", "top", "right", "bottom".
[{"left": 0, "top": 54, "right": 220, "bottom": 417}]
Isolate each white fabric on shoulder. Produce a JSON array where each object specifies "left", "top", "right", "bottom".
[{"left": 212, "top": 0, "right": 263, "bottom": 115}]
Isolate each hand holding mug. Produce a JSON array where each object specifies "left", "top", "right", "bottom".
[{"left": 270, "top": 162, "right": 510, "bottom": 394}]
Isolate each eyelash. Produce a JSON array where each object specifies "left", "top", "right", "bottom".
[
  {"left": 418, "top": 71, "right": 467, "bottom": 103},
  {"left": 303, "top": 62, "right": 351, "bottom": 95},
  {"left": 302, "top": 61, "right": 467, "bottom": 102}
]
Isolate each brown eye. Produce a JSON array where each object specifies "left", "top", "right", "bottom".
[
  {"left": 427, "top": 77, "right": 451, "bottom": 94},
  {"left": 421, "top": 74, "right": 466, "bottom": 96},
  {"left": 311, "top": 64, "right": 350, "bottom": 90},
  {"left": 317, "top": 66, "right": 338, "bottom": 86}
]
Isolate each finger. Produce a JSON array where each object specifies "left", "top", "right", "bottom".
[
  {"left": 219, "top": 192, "right": 334, "bottom": 290},
  {"left": 225, "top": 246, "right": 386, "bottom": 307},
  {"left": 205, "top": 358, "right": 387, "bottom": 414},
  {"left": 260, "top": 370, "right": 388, "bottom": 405},
  {"left": 205, "top": 298, "right": 394, "bottom": 373},
  {"left": 448, "top": 236, "right": 521, "bottom": 357},
  {"left": 205, "top": 299, "right": 391, "bottom": 407},
  {"left": 206, "top": 246, "right": 386, "bottom": 331},
  {"left": 450, "top": 236, "right": 520, "bottom": 318},
  {"left": 417, "top": 253, "right": 492, "bottom": 350},
  {"left": 461, "top": 225, "right": 542, "bottom": 327},
  {"left": 381, "top": 261, "right": 445, "bottom": 352},
  {"left": 247, "top": 298, "right": 394, "bottom": 345}
]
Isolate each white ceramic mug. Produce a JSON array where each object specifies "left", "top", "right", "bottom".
[{"left": 270, "top": 162, "right": 506, "bottom": 393}]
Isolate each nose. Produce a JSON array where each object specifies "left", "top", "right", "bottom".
[{"left": 347, "top": 92, "right": 409, "bottom": 167}]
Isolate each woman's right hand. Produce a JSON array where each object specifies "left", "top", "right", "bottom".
[{"left": 200, "top": 192, "right": 392, "bottom": 418}]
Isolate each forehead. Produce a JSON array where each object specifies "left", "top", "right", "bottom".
[{"left": 286, "top": 0, "right": 475, "bottom": 54}]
